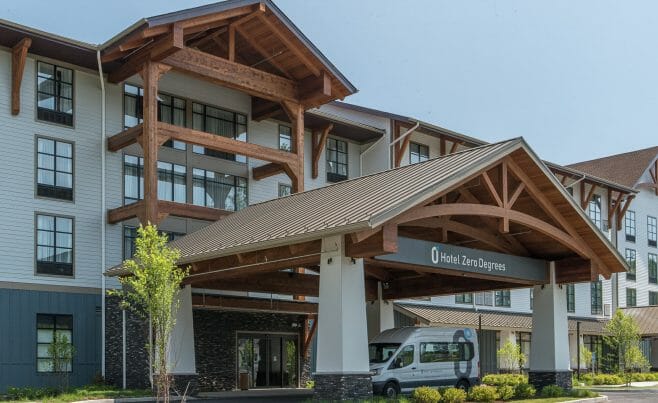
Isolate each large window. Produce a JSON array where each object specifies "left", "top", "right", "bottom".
[
  {"left": 420, "top": 342, "right": 474, "bottom": 363},
  {"left": 625, "top": 249, "right": 636, "bottom": 281},
  {"left": 650, "top": 291, "right": 658, "bottom": 306},
  {"left": 494, "top": 290, "right": 511, "bottom": 307},
  {"left": 123, "top": 84, "right": 187, "bottom": 150},
  {"left": 625, "top": 211, "right": 636, "bottom": 242},
  {"left": 627, "top": 288, "right": 637, "bottom": 307},
  {"left": 515, "top": 332, "right": 531, "bottom": 368},
  {"left": 192, "top": 102, "right": 247, "bottom": 162},
  {"left": 36, "top": 138, "right": 73, "bottom": 200},
  {"left": 475, "top": 292, "right": 493, "bottom": 306},
  {"left": 37, "top": 62, "right": 73, "bottom": 126},
  {"left": 409, "top": 142, "right": 429, "bottom": 164},
  {"left": 649, "top": 216, "right": 657, "bottom": 247},
  {"left": 123, "top": 226, "right": 185, "bottom": 260},
  {"left": 37, "top": 314, "right": 72, "bottom": 372},
  {"left": 157, "top": 162, "right": 186, "bottom": 203},
  {"left": 455, "top": 293, "right": 473, "bottom": 304},
  {"left": 649, "top": 253, "right": 657, "bottom": 284},
  {"left": 591, "top": 281, "right": 603, "bottom": 315},
  {"left": 192, "top": 168, "right": 247, "bottom": 211},
  {"left": 36, "top": 214, "right": 73, "bottom": 276},
  {"left": 123, "top": 155, "right": 143, "bottom": 205},
  {"left": 588, "top": 194, "right": 602, "bottom": 229},
  {"left": 279, "top": 125, "right": 291, "bottom": 151},
  {"left": 326, "top": 138, "right": 348, "bottom": 182},
  {"left": 566, "top": 284, "right": 575, "bottom": 313}
]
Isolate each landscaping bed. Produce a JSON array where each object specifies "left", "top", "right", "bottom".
[{"left": 0, "top": 385, "right": 151, "bottom": 402}]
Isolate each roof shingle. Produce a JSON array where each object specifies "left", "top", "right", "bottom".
[{"left": 567, "top": 146, "right": 658, "bottom": 188}]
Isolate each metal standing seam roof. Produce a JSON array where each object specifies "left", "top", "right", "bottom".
[
  {"left": 396, "top": 303, "right": 609, "bottom": 334},
  {"left": 622, "top": 306, "right": 658, "bottom": 336}
]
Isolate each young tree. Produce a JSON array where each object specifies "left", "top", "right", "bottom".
[
  {"left": 604, "top": 310, "right": 650, "bottom": 385},
  {"left": 48, "top": 332, "right": 75, "bottom": 392},
  {"left": 111, "top": 224, "right": 188, "bottom": 403},
  {"left": 497, "top": 340, "right": 526, "bottom": 373},
  {"left": 579, "top": 345, "right": 593, "bottom": 373}
]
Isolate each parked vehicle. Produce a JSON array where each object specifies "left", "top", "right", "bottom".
[{"left": 369, "top": 327, "right": 480, "bottom": 398}]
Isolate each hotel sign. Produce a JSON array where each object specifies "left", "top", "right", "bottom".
[{"left": 377, "top": 237, "right": 549, "bottom": 283}]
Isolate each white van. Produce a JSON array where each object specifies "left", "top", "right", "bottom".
[{"left": 369, "top": 327, "right": 480, "bottom": 398}]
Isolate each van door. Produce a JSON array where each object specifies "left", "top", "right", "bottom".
[{"left": 386, "top": 344, "right": 416, "bottom": 392}]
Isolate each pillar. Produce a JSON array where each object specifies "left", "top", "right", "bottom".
[
  {"left": 314, "top": 235, "right": 372, "bottom": 400},
  {"left": 366, "top": 282, "right": 395, "bottom": 341},
  {"left": 529, "top": 263, "right": 572, "bottom": 390},
  {"left": 168, "top": 285, "right": 198, "bottom": 394}
]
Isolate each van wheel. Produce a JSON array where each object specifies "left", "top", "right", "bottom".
[
  {"left": 383, "top": 382, "right": 399, "bottom": 398},
  {"left": 456, "top": 379, "right": 470, "bottom": 391}
]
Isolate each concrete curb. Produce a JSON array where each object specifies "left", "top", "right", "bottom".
[
  {"left": 566, "top": 395, "right": 608, "bottom": 403},
  {"left": 73, "top": 397, "right": 196, "bottom": 403}
]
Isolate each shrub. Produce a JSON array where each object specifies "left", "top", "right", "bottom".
[
  {"left": 629, "top": 372, "right": 658, "bottom": 382},
  {"left": 570, "top": 389, "right": 598, "bottom": 398},
  {"left": 411, "top": 386, "right": 441, "bottom": 403},
  {"left": 496, "top": 385, "right": 514, "bottom": 401},
  {"left": 514, "top": 383, "right": 536, "bottom": 399},
  {"left": 481, "top": 373, "right": 527, "bottom": 387},
  {"left": 305, "top": 380, "right": 315, "bottom": 389},
  {"left": 540, "top": 385, "right": 564, "bottom": 398},
  {"left": 592, "top": 373, "right": 624, "bottom": 385},
  {"left": 468, "top": 385, "right": 499, "bottom": 402},
  {"left": 6, "top": 386, "right": 58, "bottom": 400},
  {"left": 577, "top": 372, "right": 594, "bottom": 385},
  {"left": 441, "top": 387, "right": 467, "bottom": 403}
]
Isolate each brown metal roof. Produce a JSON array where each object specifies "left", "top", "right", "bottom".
[
  {"left": 567, "top": 146, "right": 658, "bottom": 189},
  {"left": 622, "top": 306, "right": 658, "bottom": 336},
  {"left": 396, "top": 303, "right": 608, "bottom": 334}
]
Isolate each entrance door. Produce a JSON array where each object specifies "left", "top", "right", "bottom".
[{"left": 237, "top": 333, "right": 298, "bottom": 388}]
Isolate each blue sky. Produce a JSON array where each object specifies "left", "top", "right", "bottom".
[{"left": 4, "top": 0, "right": 658, "bottom": 164}]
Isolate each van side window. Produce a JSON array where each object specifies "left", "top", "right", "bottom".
[
  {"left": 420, "top": 342, "right": 474, "bottom": 363},
  {"left": 389, "top": 345, "right": 414, "bottom": 369}
]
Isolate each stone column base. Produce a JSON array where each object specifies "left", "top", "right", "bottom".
[
  {"left": 528, "top": 371, "right": 572, "bottom": 391},
  {"left": 313, "top": 373, "right": 372, "bottom": 400}
]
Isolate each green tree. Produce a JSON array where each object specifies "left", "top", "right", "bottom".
[
  {"left": 111, "top": 224, "right": 189, "bottom": 403},
  {"left": 604, "top": 310, "right": 649, "bottom": 385},
  {"left": 497, "top": 340, "right": 526, "bottom": 373},
  {"left": 580, "top": 345, "right": 593, "bottom": 373},
  {"left": 48, "top": 332, "right": 75, "bottom": 392}
]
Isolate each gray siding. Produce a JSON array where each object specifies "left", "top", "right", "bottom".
[{"left": 0, "top": 288, "right": 101, "bottom": 392}]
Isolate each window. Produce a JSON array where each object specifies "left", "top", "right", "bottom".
[
  {"left": 326, "top": 138, "right": 348, "bottom": 182},
  {"left": 192, "top": 168, "right": 247, "bottom": 211},
  {"left": 625, "top": 249, "right": 636, "bottom": 281},
  {"left": 37, "top": 62, "right": 73, "bottom": 126},
  {"left": 625, "top": 211, "right": 636, "bottom": 242},
  {"left": 123, "top": 226, "right": 184, "bottom": 260},
  {"left": 566, "top": 284, "right": 575, "bottom": 313},
  {"left": 36, "top": 214, "right": 73, "bottom": 276},
  {"left": 278, "top": 183, "right": 292, "bottom": 198},
  {"left": 157, "top": 162, "right": 186, "bottom": 203},
  {"left": 389, "top": 345, "right": 414, "bottom": 369},
  {"left": 475, "top": 292, "right": 493, "bottom": 306},
  {"left": 530, "top": 289, "right": 533, "bottom": 310},
  {"left": 279, "top": 125, "right": 291, "bottom": 151},
  {"left": 192, "top": 102, "right": 247, "bottom": 162},
  {"left": 455, "top": 293, "right": 473, "bottom": 304},
  {"left": 515, "top": 332, "right": 531, "bottom": 367},
  {"left": 123, "top": 155, "right": 143, "bottom": 205},
  {"left": 650, "top": 291, "right": 658, "bottom": 306},
  {"left": 650, "top": 253, "right": 658, "bottom": 284},
  {"left": 591, "top": 281, "right": 603, "bottom": 315},
  {"left": 420, "top": 342, "right": 474, "bottom": 363},
  {"left": 649, "top": 216, "right": 657, "bottom": 247},
  {"left": 123, "top": 84, "right": 187, "bottom": 150},
  {"left": 36, "top": 138, "right": 73, "bottom": 200},
  {"left": 588, "top": 195, "right": 602, "bottom": 229},
  {"left": 495, "top": 290, "right": 511, "bottom": 307},
  {"left": 37, "top": 314, "right": 72, "bottom": 372},
  {"left": 627, "top": 288, "right": 637, "bottom": 307},
  {"left": 409, "top": 142, "right": 429, "bottom": 164}
]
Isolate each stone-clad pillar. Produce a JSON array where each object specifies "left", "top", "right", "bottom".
[
  {"left": 314, "top": 235, "right": 372, "bottom": 400},
  {"left": 529, "top": 262, "right": 572, "bottom": 391}
]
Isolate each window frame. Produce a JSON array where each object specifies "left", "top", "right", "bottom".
[
  {"left": 649, "top": 291, "right": 658, "bottom": 306},
  {"left": 157, "top": 161, "right": 187, "bottom": 203},
  {"left": 648, "top": 216, "right": 657, "bottom": 248},
  {"left": 625, "top": 210, "right": 636, "bottom": 243},
  {"left": 649, "top": 253, "right": 658, "bottom": 284},
  {"left": 625, "top": 248, "right": 636, "bottom": 281},
  {"left": 279, "top": 125, "right": 292, "bottom": 152},
  {"left": 566, "top": 284, "right": 576, "bottom": 313},
  {"left": 278, "top": 183, "right": 292, "bottom": 198},
  {"left": 588, "top": 194, "right": 602, "bottom": 229},
  {"left": 626, "top": 287, "right": 637, "bottom": 307},
  {"left": 326, "top": 137, "right": 348, "bottom": 182},
  {"left": 409, "top": 142, "right": 429, "bottom": 165},
  {"left": 123, "top": 154, "right": 144, "bottom": 205},
  {"left": 455, "top": 293, "right": 473, "bottom": 304},
  {"left": 35, "top": 136, "right": 74, "bottom": 202},
  {"left": 36, "top": 61, "right": 74, "bottom": 127},
  {"left": 123, "top": 226, "right": 185, "bottom": 260},
  {"left": 494, "top": 290, "right": 511, "bottom": 307},
  {"left": 192, "top": 168, "right": 248, "bottom": 211},
  {"left": 191, "top": 102, "right": 248, "bottom": 162},
  {"left": 591, "top": 281, "right": 603, "bottom": 315},
  {"left": 35, "top": 213, "right": 74, "bottom": 278},
  {"left": 36, "top": 313, "right": 73, "bottom": 373}
]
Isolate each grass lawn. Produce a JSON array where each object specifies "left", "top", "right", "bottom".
[{"left": 1, "top": 385, "right": 152, "bottom": 402}]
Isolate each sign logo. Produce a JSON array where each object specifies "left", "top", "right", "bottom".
[{"left": 431, "top": 245, "right": 507, "bottom": 274}]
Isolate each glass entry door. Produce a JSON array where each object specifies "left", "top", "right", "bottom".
[{"left": 238, "top": 333, "right": 298, "bottom": 388}]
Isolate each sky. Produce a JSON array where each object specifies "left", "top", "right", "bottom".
[{"left": 3, "top": 0, "right": 658, "bottom": 164}]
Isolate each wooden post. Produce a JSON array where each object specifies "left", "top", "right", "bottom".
[
  {"left": 291, "top": 102, "right": 305, "bottom": 193},
  {"left": 11, "top": 38, "right": 32, "bottom": 115}
]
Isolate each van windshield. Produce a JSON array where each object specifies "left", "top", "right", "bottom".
[{"left": 369, "top": 343, "right": 401, "bottom": 364}]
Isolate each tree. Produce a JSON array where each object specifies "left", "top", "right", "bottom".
[
  {"left": 604, "top": 310, "right": 650, "bottom": 385},
  {"left": 497, "top": 340, "right": 526, "bottom": 373},
  {"left": 579, "top": 345, "right": 593, "bottom": 373},
  {"left": 111, "top": 224, "right": 189, "bottom": 403},
  {"left": 48, "top": 332, "right": 75, "bottom": 392}
]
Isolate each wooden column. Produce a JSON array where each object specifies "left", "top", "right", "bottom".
[
  {"left": 11, "top": 38, "right": 32, "bottom": 115},
  {"left": 290, "top": 102, "right": 305, "bottom": 193}
]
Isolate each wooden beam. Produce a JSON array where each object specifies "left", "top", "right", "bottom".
[
  {"left": 508, "top": 183, "right": 525, "bottom": 208},
  {"left": 179, "top": 4, "right": 261, "bottom": 33},
  {"left": 285, "top": 101, "right": 305, "bottom": 193},
  {"left": 158, "top": 201, "right": 230, "bottom": 222},
  {"left": 616, "top": 195, "right": 636, "bottom": 230},
  {"left": 440, "top": 136, "right": 446, "bottom": 156},
  {"left": 233, "top": 23, "right": 293, "bottom": 79},
  {"left": 303, "top": 316, "right": 318, "bottom": 357},
  {"left": 608, "top": 191, "right": 622, "bottom": 230},
  {"left": 194, "top": 271, "right": 319, "bottom": 296},
  {"left": 251, "top": 98, "right": 284, "bottom": 121},
  {"left": 555, "top": 257, "right": 595, "bottom": 283},
  {"left": 107, "top": 124, "right": 143, "bottom": 152},
  {"left": 108, "top": 201, "right": 144, "bottom": 224},
  {"left": 299, "top": 71, "right": 332, "bottom": 108},
  {"left": 581, "top": 183, "right": 597, "bottom": 209},
  {"left": 163, "top": 47, "right": 299, "bottom": 103},
  {"left": 101, "top": 25, "right": 171, "bottom": 63},
  {"left": 192, "top": 294, "right": 317, "bottom": 315},
  {"left": 252, "top": 163, "right": 285, "bottom": 180},
  {"left": 394, "top": 125, "right": 413, "bottom": 168},
  {"left": 449, "top": 141, "right": 459, "bottom": 154},
  {"left": 481, "top": 171, "right": 503, "bottom": 207},
  {"left": 228, "top": 24, "right": 236, "bottom": 62},
  {"left": 312, "top": 124, "right": 333, "bottom": 179},
  {"left": 346, "top": 224, "right": 398, "bottom": 258},
  {"left": 11, "top": 37, "right": 31, "bottom": 115}
]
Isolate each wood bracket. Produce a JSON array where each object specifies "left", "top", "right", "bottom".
[
  {"left": 311, "top": 124, "right": 333, "bottom": 179},
  {"left": 11, "top": 37, "right": 32, "bottom": 115}
]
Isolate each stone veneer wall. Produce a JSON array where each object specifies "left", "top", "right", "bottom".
[{"left": 528, "top": 371, "right": 573, "bottom": 391}]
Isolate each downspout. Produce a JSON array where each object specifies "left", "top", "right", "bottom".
[
  {"left": 96, "top": 50, "right": 107, "bottom": 379},
  {"left": 359, "top": 135, "right": 386, "bottom": 176}
]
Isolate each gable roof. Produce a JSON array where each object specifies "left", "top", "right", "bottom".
[
  {"left": 567, "top": 146, "right": 658, "bottom": 189},
  {"left": 622, "top": 306, "right": 658, "bottom": 335}
]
